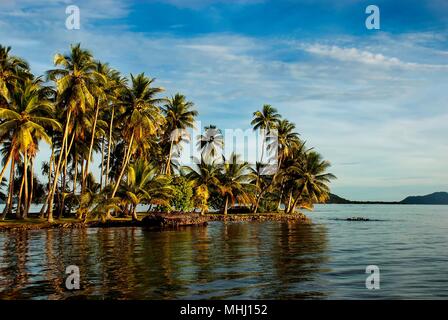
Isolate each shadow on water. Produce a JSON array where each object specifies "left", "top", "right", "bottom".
[{"left": 0, "top": 222, "right": 330, "bottom": 300}]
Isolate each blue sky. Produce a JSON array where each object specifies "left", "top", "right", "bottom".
[{"left": 1, "top": 0, "right": 448, "bottom": 200}]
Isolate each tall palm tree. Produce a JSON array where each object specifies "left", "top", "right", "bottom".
[
  {"left": 182, "top": 159, "right": 220, "bottom": 215},
  {"left": 286, "top": 151, "right": 336, "bottom": 213},
  {"left": 251, "top": 105, "right": 281, "bottom": 163},
  {"left": 45, "top": 43, "right": 99, "bottom": 222},
  {"left": 0, "top": 79, "right": 60, "bottom": 218},
  {"left": 162, "top": 93, "right": 198, "bottom": 175},
  {"left": 197, "top": 125, "right": 224, "bottom": 164},
  {"left": 109, "top": 73, "right": 165, "bottom": 201},
  {"left": 218, "top": 153, "right": 255, "bottom": 215}
]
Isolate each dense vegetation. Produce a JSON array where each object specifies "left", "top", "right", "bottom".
[{"left": 0, "top": 44, "right": 336, "bottom": 222}]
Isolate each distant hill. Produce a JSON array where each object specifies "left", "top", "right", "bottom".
[
  {"left": 400, "top": 192, "right": 448, "bottom": 205},
  {"left": 327, "top": 193, "right": 352, "bottom": 204},
  {"left": 326, "top": 192, "right": 448, "bottom": 205}
]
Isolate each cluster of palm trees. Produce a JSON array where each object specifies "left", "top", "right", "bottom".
[{"left": 0, "top": 43, "right": 335, "bottom": 222}]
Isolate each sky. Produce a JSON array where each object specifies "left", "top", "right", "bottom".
[{"left": 0, "top": 0, "right": 447, "bottom": 201}]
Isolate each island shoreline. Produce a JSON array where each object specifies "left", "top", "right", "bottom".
[{"left": 0, "top": 212, "right": 310, "bottom": 231}]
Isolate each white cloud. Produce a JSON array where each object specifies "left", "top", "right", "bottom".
[{"left": 303, "top": 44, "right": 448, "bottom": 70}]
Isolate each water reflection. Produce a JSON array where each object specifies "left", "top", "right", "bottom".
[{"left": 0, "top": 222, "right": 329, "bottom": 299}]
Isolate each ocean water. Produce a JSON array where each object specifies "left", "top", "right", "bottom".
[{"left": 0, "top": 204, "right": 447, "bottom": 299}]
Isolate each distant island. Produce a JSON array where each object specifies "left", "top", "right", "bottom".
[{"left": 326, "top": 192, "right": 448, "bottom": 205}]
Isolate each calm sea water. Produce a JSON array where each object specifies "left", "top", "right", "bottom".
[{"left": 0, "top": 204, "right": 447, "bottom": 300}]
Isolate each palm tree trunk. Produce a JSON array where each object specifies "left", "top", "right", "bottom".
[
  {"left": 260, "top": 135, "right": 265, "bottom": 164},
  {"left": 83, "top": 103, "right": 100, "bottom": 193},
  {"left": 223, "top": 196, "right": 229, "bottom": 216},
  {"left": 47, "top": 110, "right": 72, "bottom": 223},
  {"left": 288, "top": 187, "right": 305, "bottom": 214},
  {"left": 253, "top": 158, "right": 283, "bottom": 214},
  {"left": 59, "top": 130, "right": 75, "bottom": 219},
  {"left": 165, "top": 139, "right": 174, "bottom": 175},
  {"left": 73, "top": 153, "right": 77, "bottom": 193},
  {"left": 40, "top": 146, "right": 54, "bottom": 219},
  {"left": 107, "top": 133, "right": 135, "bottom": 220},
  {"left": 100, "top": 137, "right": 105, "bottom": 190},
  {"left": 276, "top": 177, "right": 285, "bottom": 211},
  {"left": 80, "top": 159, "right": 85, "bottom": 190},
  {"left": 23, "top": 149, "right": 28, "bottom": 219},
  {"left": 111, "top": 133, "right": 134, "bottom": 199},
  {"left": 26, "top": 158, "right": 34, "bottom": 217},
  {"left": 106, "top": 106, "right": 114, "bottom": 185},
  {"left": 17, "top": 171, "right": 25, "bottom": 219},
  {"left": 286, "top": 191, "right": 292, "bottom": 213},
  {"left": 0, "top": 148, "right": 13, "bottom": 184},
  {"left": 132, "top": 204, "right": 138, "bottom": 221},
  {"left": 2, "top": 155, "right": 15, "bottom": 220}
]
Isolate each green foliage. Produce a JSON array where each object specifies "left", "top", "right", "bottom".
[{"left": 163, "top": 175, "right": 194, "bottom": 212}]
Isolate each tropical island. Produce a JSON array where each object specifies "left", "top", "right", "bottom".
[{"left": 0, "top": 44, "right": 336, "bottom": 230}]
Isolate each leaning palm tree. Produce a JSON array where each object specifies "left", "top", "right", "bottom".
[
  {"left": 162, "top": 93, "right": 198, "bottom": 175},
  {"left": 45, "top": 43, "right": 99, "bottom": 222},
  {"left": 197, "top": 125, "right": 224, "bottom": 164},
  {"left": 182, "top": 159, "right": 220, "bottom": 215},
  {"left": 109, "top": 73, "right": 165, "bottom": 201},
  {"left": 118, "top": 159, "right": 172, "bottom": 220},
  {"left": 286, "top": 151, "right": 336, "bottom": 213},
  {"left": 218, "top": 153, "right": 255, "bottom": 215},
  {"left": 0, "top": 78, "right": 61, "bottom": 218},
  {"left": 77, "top": 188, "right": 120, "bottom": 223},
  {"left": 251, "top": 105, "right": 281, "bottom": 163}
]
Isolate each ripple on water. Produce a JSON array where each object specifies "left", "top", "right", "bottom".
[{"left": 0, "top": 205, "right": 448, "bottom": 299}]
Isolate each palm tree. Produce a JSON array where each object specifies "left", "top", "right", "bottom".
[
  {"left": 77, "top": 186, "right": 119, "bottom": 223},
  {"left": 182, "top": 159, "right": 220, "bottom": 215},
  {"left": 251, "top": 105, "right": 281, "bottom": 163},
  {"left": 252, "top": 119, "right": 300, "bottom": 213},
  {"left": 45, "top": 43, "right": 99, "bottom": 222},
  {"left": 197, "top": 125, "right": 224, "bottom": 164},
  {"left": 118, "top": 159, "right": 172, "bottom": 220},
  {"left": 162, "top": 93, "right": 198, "bottom": 175},
  {"left": 109, "top": 73, "right": 165, "bottom": 201},
  {"left": 0, "top": 46, "right": 31, "bottom": 183},
  {"left": 0, "top": 45, "right": 31, "bottom": 104},
  {"left": 276, "top": 140, "right": 308, "bottom": 211},
  {"left": 0, "top": 79, "right": 60, "bottom": 218},
  {"left": 218, "top": 153, "right": 255, "bottom": 215},
  {"left": 286, "top": 151, "right": 336, "bottom": 213}
]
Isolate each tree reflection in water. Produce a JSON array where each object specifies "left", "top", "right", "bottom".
[{"left": 0, "top": 222, "right": 329, "bottom": 299}]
